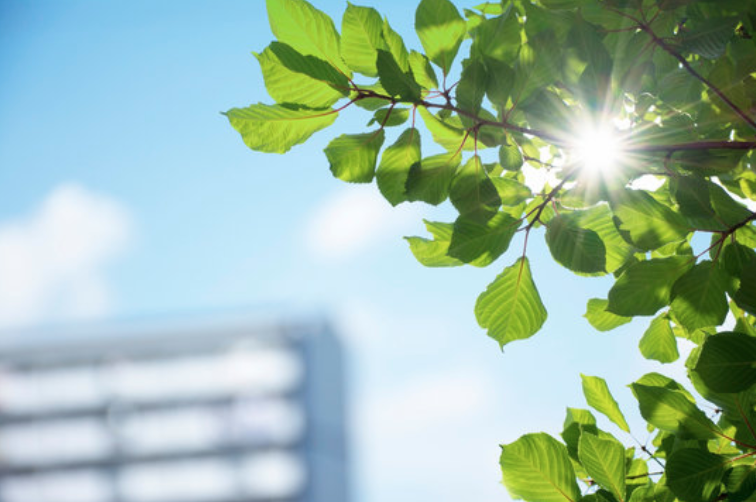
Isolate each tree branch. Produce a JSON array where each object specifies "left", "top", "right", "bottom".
[{"left": 637, "top": 22, "right": 756, "bottom": 133}]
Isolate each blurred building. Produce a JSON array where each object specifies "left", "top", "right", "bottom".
[{"left": 0, "top": 317, "right": 348, "bottom": 502}]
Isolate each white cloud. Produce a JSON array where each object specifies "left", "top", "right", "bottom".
[
  {"left": 0, "top": 184, "right": 133, "bottom": 328},
  {"left": 304, "top": 184, "right": 420, "bottom": 261}
]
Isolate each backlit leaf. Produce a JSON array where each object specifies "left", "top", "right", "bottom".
[
  {"left": 499, "top": 142, "right": 524, "bottom": 171},
  {"left": 670, "top": 261, "right": 728, "bottom": 331},
  {"left": 449, "top": 155, "right": 501, "bottom": 219},
  {"left": 266, "top": 0, "right": 350, "bottom": 76},
  {"left": 679, "top": 17, "right": 737, "bottom": 59},
  {"left": 471, "top": 8, "right": 520, "bottom": 64},
  {"left": 376, "top": 50, "right": 422, "bottom": 102},
  {"left": 607, "top": 257, "right": 692, "bottom": 316},
  {"left": 382, "top": 18, "right": 410, "bottom": 71},
  {"left": 225, "top": 104, "right": 337, "bottom": 154},
  {"left": 500, "top": 433, "right": 580, "bottom": 502},
  {"left": 638, "top": 315, "right": 679, "bottom": 363},
  {"left": 448, "top": 211, "right": 519, "bottom": 267},
  {"left": 581, "top": 374, "right": 630, "bottom": 432},
  {"left": 415, "top": 0, "right": 467, "bottom": 75},
  {"left": 340, "top": 3, "right": 386, "bottom": 76},
  {"left": 666, "top": 449, "right": 726, "bottom": 502},
  {"left": 545, "top": 214, "right": 607, "bottom": 274},
  {"left": 491, "top": 177, "right": 531, "bottom": 206},
  {"left": 255, "top": 42, "right": 349, "bottom": 108},
  {"left": 417, "top": 107, "right": 474, "bottom": 152},
  {"left": 376, "top": 128, "right": 421, "bottom": 205},
  {"left": 456, "top": 58, "right": 488, "bottom": 121},
  {"left": 563, "top": 204, "right": 636, "bottom": 273},
  {"left": 578, "top": 433, "right": 626, "bottom": 502},
  {"left": 693, "top": 331, "right": 756, "bottom": 393},
  {"left": 405, "top": 220, "right": 463, "bottom": 267},
  {"left": 408, "top": 50, "right": 439, "bottom": 89},
  {"left": 406, "top": 152, "right": 461, "bottom": 205},
  {"left": 324, "top": 130, "right": 385, "bottom": 183},
  {"left": 584, "top": 298, "right": 632, "bottom": 332},
  {"left": 611, "top": 189, "right": 690, "bottom": 251},
  {"left": 476, "top": 257, "right": 547, "bottom": 346},
  {"left": 631, "top": 383, "right": 719, "bottom": 440},
  {"left": 368, "top": 107, "right": 410, "bottom": 128}
]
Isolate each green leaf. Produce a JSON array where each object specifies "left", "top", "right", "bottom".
[
  {"left": 255, "top": 42, "right": 349, "bottom": 108},
  {"left": 734, "top": 258, "right": 756, "bottom": 315},
  {"left": 225, "top": 104, "right": 337, "bottom": 154},
  {"left": 566, "top": 17, "right": 612, "bottom": 104},
  {"left": 499, "top": 142, "right": 524, "bottom": 171},
  {"left": 417, "top": 107, "right": 473, "bottom": 152},
  {"left": 449, "top": 155, "right": 501, "bottom": 219},
  {"left": 563, "top": 204, "right": 636, "bottom": 273},
  {"left": 673, "top": 176, "right": 719, "bottom": 225},
  {"left": 670, "top": 261, "right": 728, "bottom": 331},
  {"left": 500, "top": 433, "right": 580, "bottom": 502},
  {"left": 581, "top": 374, "right": 630, "bottom": 433},
  {"left": 693, "top": 331, "right": 756, "bottom": 393},
  {"left": 324, "top": 130, "right": 385, "bottom": 183},
  {"left": 340, "top": 3, "right": 386, "bottom": 77},
  {"left": 636, "top": 372, "right": 694, "bottom": 398},
  {"left": 725, "top": 466, "right": 756, "bottom": 502},
  {"left": 382, "top": 18, "right": 410, "bottom": 72},
  {"left": 610, "top": 189, "right": 690, "bottom": 251},
  {"left": 485, "top": 58, "right": 515, "bottom": 107},
  {"left": 709, "top": 183, "right": 753, "bottom": 227},
  {"left": 630, "top": 383, "right": 719, "bottom": 440},
  {"left": 266, "top": 0, "right": 350, "bottom": 76},
  {"left": 511, "top": 36, "right": 559, "bottom": 102},
  {"left": 456, "top": 58, "right": 488, "bottom": 122},
  {"left": 476, "top": 257, "right": 547, "bottom": 347},
  {"left": 666, "top": 449, "right": 726, "bottom": 502},
  {"left": 415, "top": 0, "right": 467, "bottom": 75},
  {"left": 490, "top": 177, "right": 531, "bottom": 206},
  {"left": 405, "top": 220, "right": 463, "bottom": 267},
  {"left": 639, "top": 315, "right": 679, "bottom": 363},
  {"left": 607, "top": 257, "right": 692, "bottom": 316},
  {"left": 545, "top": 214, "right": 607, "bottom": 274},
  {"left": 679, "top": 17, "right": 737, "bottom": 59},
  {"left": 368, "top": 107, "right": 410, "bottom": 128},
  {"left": 376, "top": 50, "right": 421, "bottom": 102},
  {"left": 562, "top": 407, "right": 598, "bottom": 459},
  {"left": 584, "top": 298, "right": 632, "bottom": 332},
  {"left": 471, "top": 8, "right": 521, "bottom": 64},
  {"left": 408, "top": 50, "right": 438, "bottom": 89},
  {"left": 376, "top": 128, "right": 421, "bottom": 206},
  {"left": 578, "top": 433, "right": 626, "bottom": 502},
  {"left": 406, "top": 152, "right": 461, "bottom": 205},
  {"left": 448, "top": 211, "right": 519, "bottom": 267}
]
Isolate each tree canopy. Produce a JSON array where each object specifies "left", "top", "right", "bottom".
[{"left": 227, "top": 1, "right": 756, "bottom": 501}]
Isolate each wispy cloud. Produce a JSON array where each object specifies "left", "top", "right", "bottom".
[
  {"left": 0, "top": 184, "right": 133, "bottom": 328},
  {"left": 304, "top": 184, "right": 419, "bottom": 261}
]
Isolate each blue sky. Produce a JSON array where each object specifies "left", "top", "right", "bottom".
[{"left": 0, "top": 1, "right": 692, "bottom": 501}]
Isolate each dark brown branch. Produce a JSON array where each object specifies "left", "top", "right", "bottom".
[
  {"left": 701, "top": 210, "right": 756, "bottom": 260},
  {"left": 637, "top": 22, "right": 756, "bottom": 132},
  {"left": 356, "top": 88, "right": 756, "bottom": 154},
  {"left": 631, "top": 141, "right": 756, "bottom": 153}
]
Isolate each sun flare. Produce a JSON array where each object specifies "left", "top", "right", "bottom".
[{"left": 572, "top": 123, "right": 626, "bottom": 176}]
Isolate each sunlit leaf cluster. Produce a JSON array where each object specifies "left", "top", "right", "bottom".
[{"left": 227, "top": 0, "right": 756, "bottom": 500}]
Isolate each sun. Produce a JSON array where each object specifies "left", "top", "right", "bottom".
[{"left": 570, "top": 120, "right": 627, "bottom": 177}]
